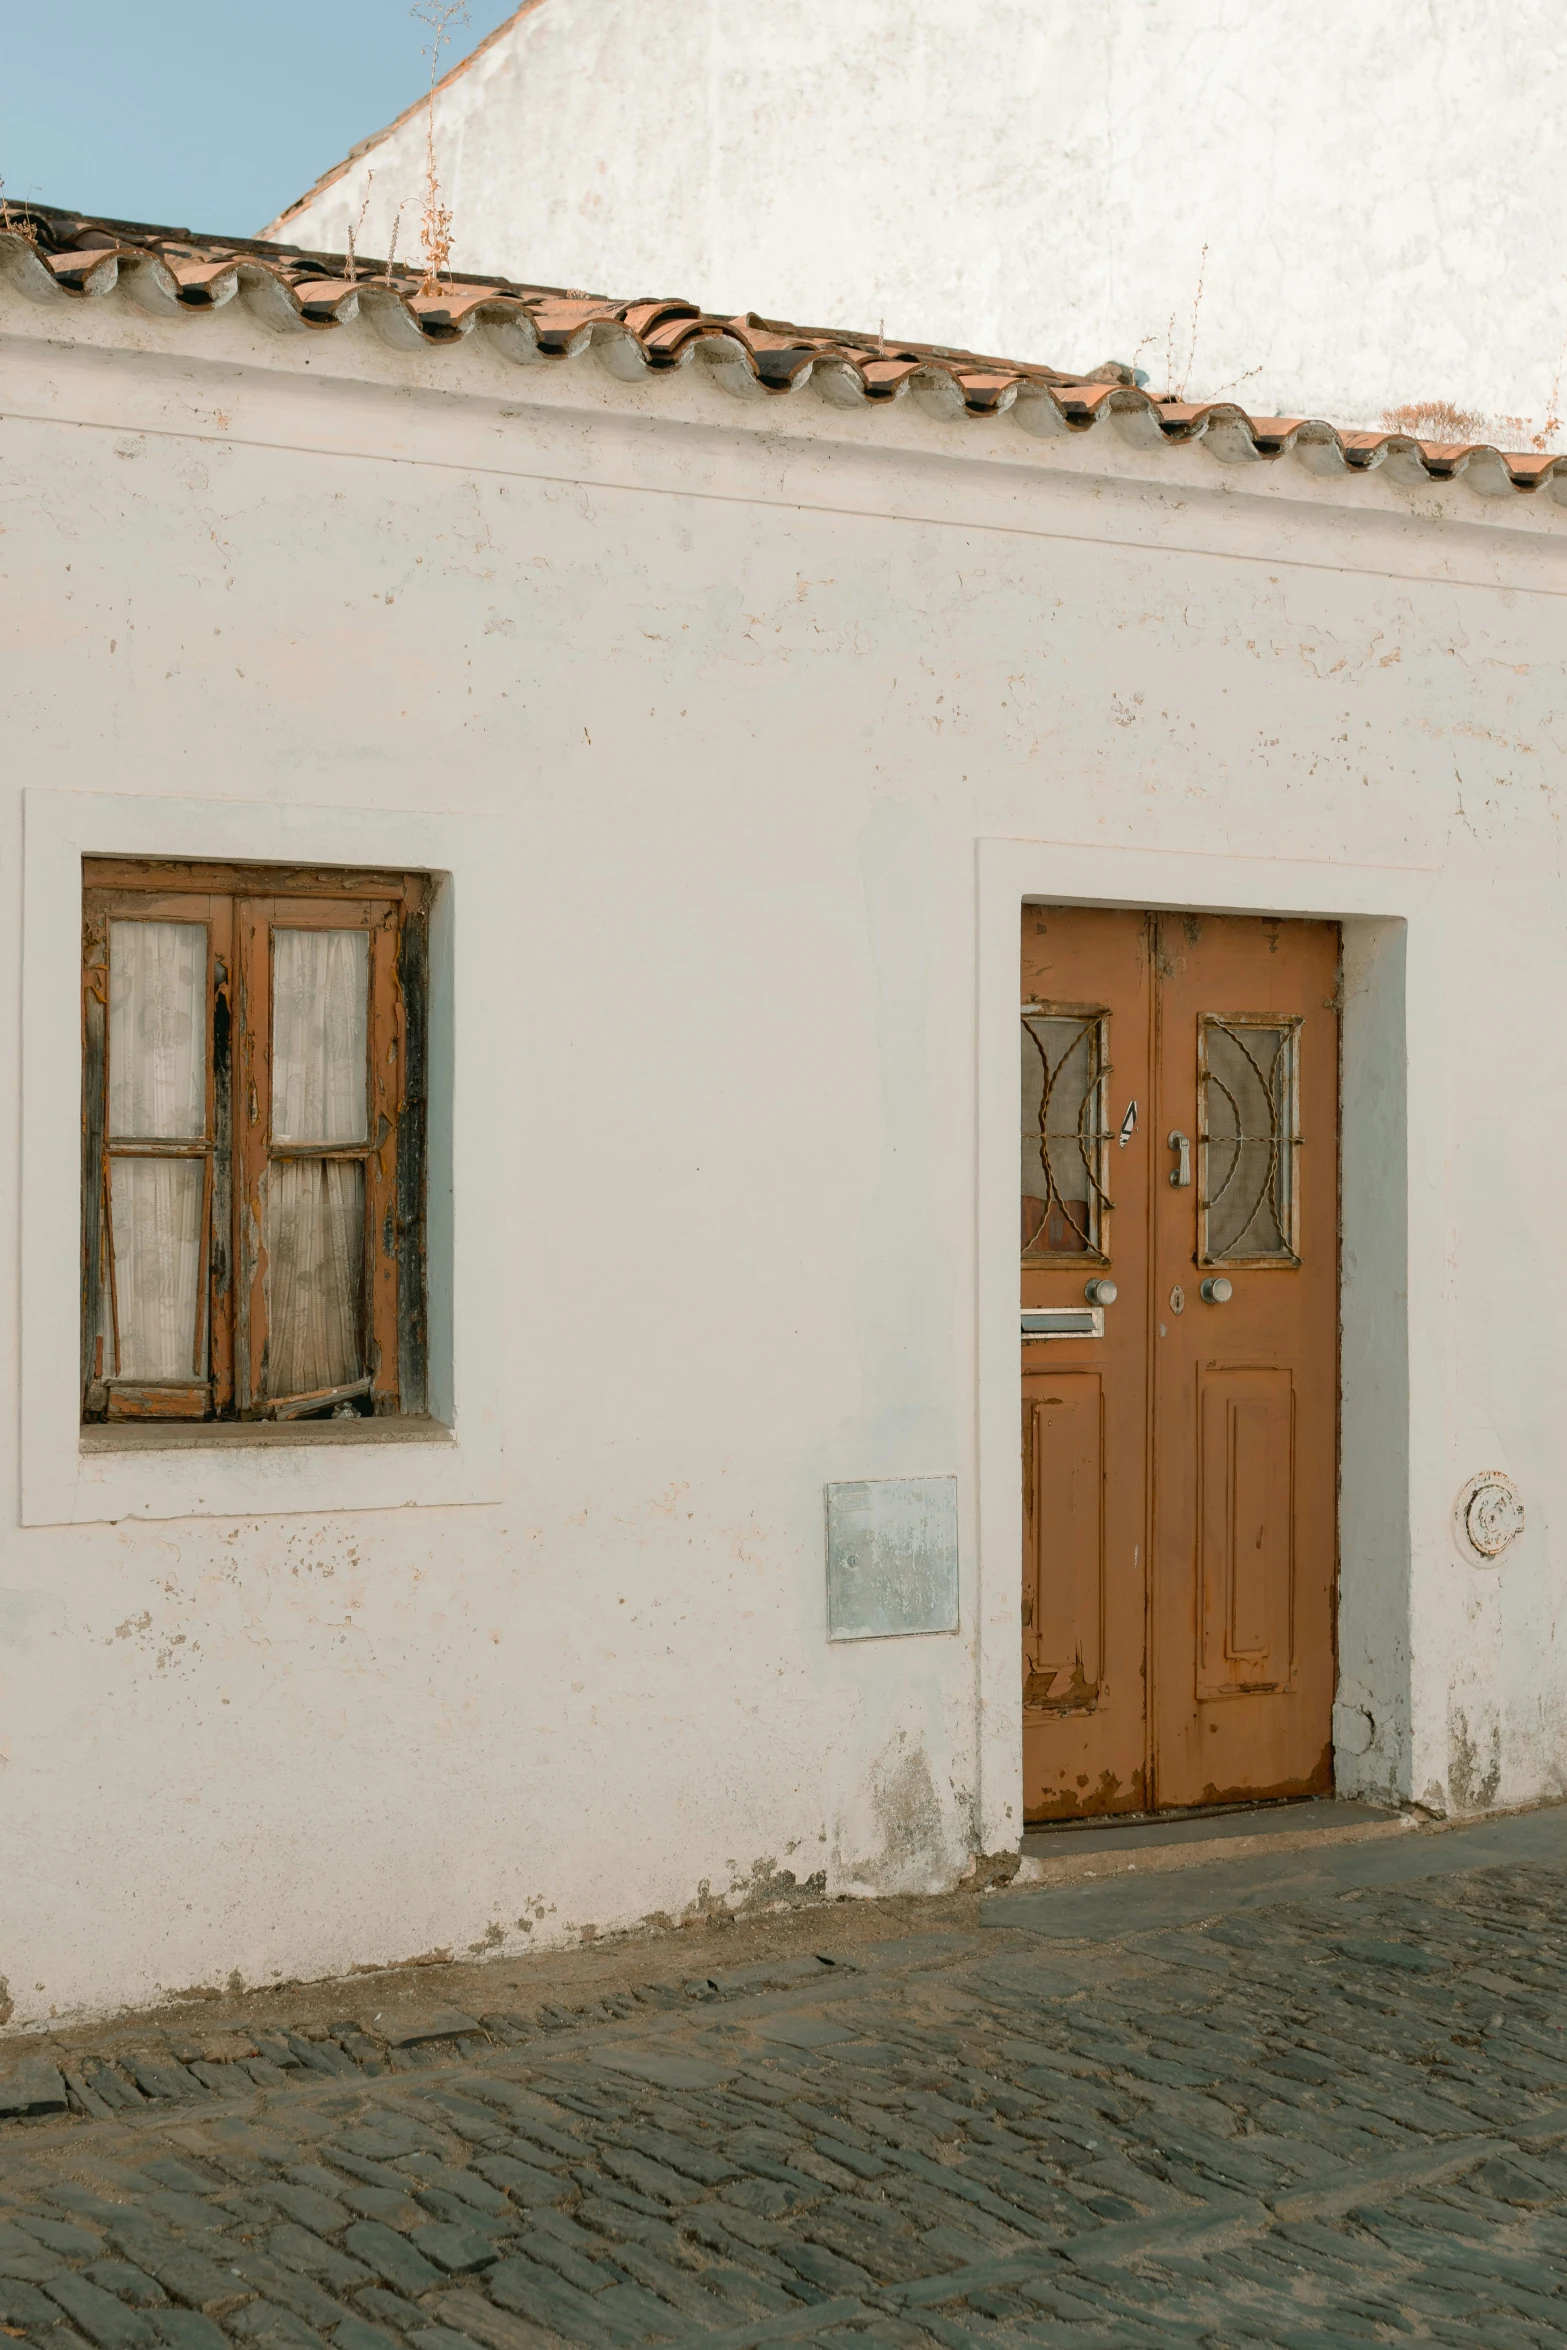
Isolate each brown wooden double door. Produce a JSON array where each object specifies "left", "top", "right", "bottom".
[{"left": 1021, "top": 907, "right": 1338, "bottom": 1819}]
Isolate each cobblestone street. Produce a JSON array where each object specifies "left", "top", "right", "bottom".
[{"left": 4, "top": 1806, "right": 1567, "bottom": 2348}]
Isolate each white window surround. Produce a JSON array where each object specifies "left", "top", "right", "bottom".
[
  {"left": 972, "top": 836, "right": 1444, "bottom": 1850},
  {"left": 22, "top": 786, "right": 508, "bottom": 1526}
]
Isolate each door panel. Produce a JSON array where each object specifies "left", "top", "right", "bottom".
[
  {"left": 1020, "top": 906, "right": 1338, "bottom": 1820},
  {"left": 1023, "top": 1375, "right": 1104, "bottom": 1709},
  {"left": 1021, "top": 907, "right": 1150, "bottom": 1820},
  {"left": 1198, "top": 1367, "right": 1295, "bottom": 1697},
  {"left": 1151, "top": 912, "right": 1338, "bottom": 1808}
]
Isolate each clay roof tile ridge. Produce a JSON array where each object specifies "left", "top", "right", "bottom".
[{"left": 2, "top": 204, "right": 1563, "bottom": 512}]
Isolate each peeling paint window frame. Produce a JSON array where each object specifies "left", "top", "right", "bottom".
[{"left": 81, "top": 858, "right": 429, "bottom": 1426}]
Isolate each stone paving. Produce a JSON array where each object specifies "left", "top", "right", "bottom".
[{"left": 4, "top": 1809, "right": 1567, "bottom": 2348}]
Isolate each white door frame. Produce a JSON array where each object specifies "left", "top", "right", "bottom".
[{"left": 973, "top": 836, "right": 1442, "bottom": 1852}]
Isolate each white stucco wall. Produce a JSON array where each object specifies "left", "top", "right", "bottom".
[
  {"left": 270, "top": 0, "right": 1567, "bottom": 446},
  {"left": 2, "top": 271, "right": 1565, "bottom": 2027}
]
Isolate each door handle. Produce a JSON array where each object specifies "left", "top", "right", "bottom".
[
  {"left": 1084, "top": 1279, "right": 1117, "bottom": 1307},
  {"left": 1168, "top": 1130, "right": 1191, "bottom": 1187},
  {"left": 1200, "top": 1276, "right": 1233, "bottom": 1304}
]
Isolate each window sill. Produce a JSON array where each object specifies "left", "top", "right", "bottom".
[{"left": 80, "top": 1415, "right": 454, "bottom": 1455}]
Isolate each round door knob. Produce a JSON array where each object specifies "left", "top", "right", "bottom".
[
  {"left": 1084, "top": 1279, "right": 1118, "bottom": 1306},
  {"left": 1200, "top": 1276, "right": 1233, "bottom": 1304}
]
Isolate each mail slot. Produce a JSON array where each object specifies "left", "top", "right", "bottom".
[{"left": 1021, "top": 1307, "right": 1104, "bottom": 1340}]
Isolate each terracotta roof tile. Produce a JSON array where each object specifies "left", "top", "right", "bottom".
[
  {"left": 3, "top": 202, "right": 1563, "bottom": 513},
  {"left": 950, "top": 371, "right": 1020, "bottom": 410},
  {"left": 171, "top": 259, "right": 243, "bottom": 297},
  {"left": 1054, "top": 384, "right": 1122, "bottom": 416},
  {"left": 1501, "top": 453, "right": 1557, "bottom": 484},
  {"left": 46, "top": 248, "right": 116, "bottom": 287},
  {"left": 855, "top": 357, "right": 918, "bottom": 390}
]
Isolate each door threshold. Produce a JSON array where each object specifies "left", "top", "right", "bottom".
[
  {"left": 1022, "top": 1794, "right": 1390, "bottom": 1845},
  {"left": 1014, "top": 1795, "right": 1415, "bottom": 1889}
]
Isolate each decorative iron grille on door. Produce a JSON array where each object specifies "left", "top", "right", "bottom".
[
  {"left": 1020, "top": 1007, "right": 1112, "bottom": 1261},
  {"left": 1198, "top": 1014, "right": 1302, "bottom": 1266}
]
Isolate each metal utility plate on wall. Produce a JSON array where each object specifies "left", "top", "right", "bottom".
[{"left": 825, "top": 1475, "right": 959, "bottom": 1640}]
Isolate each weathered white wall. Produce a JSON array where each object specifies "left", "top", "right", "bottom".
[
  {"left": 271, "top": 0, "right": 1567, "bottom": 446},
  {"left": 1, "top": 280, "right": 1565, "bottom": 2027}
]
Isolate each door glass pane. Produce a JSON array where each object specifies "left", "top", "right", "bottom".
[
  {"left": 264, "top": 1158, "right": 365, "bottom": 1397},
  {"left": 108, "top": 922, "right": 206, "bottom": 1138},
  {"left": 1021, "top": 1010, "right": 1110, "bottom": 1258},
  {"left": 1200, "top": 1016, "right": 1301, "bottom": 1262},
  {"left": 272, "top": 929, "right": 368, "bottom": 1144},
  {"left": 109, "top": 1157, "right": 204, "bottom": 1377}
]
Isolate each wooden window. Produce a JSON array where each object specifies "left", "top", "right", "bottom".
[{"left": 81, "top": 859, "right": 429, "bottom": 1424}]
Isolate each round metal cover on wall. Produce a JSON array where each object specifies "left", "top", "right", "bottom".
[{"left": 1455, "top": 1471, "right": 1525, "bottom": 1562}]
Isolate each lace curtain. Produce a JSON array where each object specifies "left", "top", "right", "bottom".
[
  {"left": 272, "top": 929, "right": 367, "bottom": 1144},
  {"left": 264, "top": 930, "right": 368, "bottom": 1396},
  {"left": 110, "top": 1159, "right": 203, "bottom": 1379},
  {"left": 109, "top": 919, "right": 204, "bottom": 1138},
  {"left": 102, "top": 921, "right": 370, "bottom": 1397},
  {"left": 265, "top": 1161, "right": 365, "bottom": 1396},
  {"left": 107, "top": 922, "right": 206, "bottom": 1379}
]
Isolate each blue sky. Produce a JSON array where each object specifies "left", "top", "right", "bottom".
[{"left": 3, "top": 2, "right": 519, "bottom": 237}]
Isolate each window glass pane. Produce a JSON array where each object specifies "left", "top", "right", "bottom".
[
  {"left": 272, "top": 929, "right": 368, "bottom": 1144},
  {"left": 108, "top": 922, "right": 206, "bottom": 1139},
  {"left": 264, "top": 1159, "right": 364, "bottom": 1396},
  {"left": 1021, "top": 1011, "right": 1109, "bottom": 1257},
  {"left": 109, "top": 1157, "right": 203, "bottom": 1378},
  {"left": 1201, "top": 1017, "right": 1300, "bottom": 1262}
]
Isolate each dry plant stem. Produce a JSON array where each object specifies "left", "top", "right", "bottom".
[
  {"left": 411, "top": 1, "right": 468, "bottom": 296},
  {"left": 1132, "top": 243, "right": 1221, "bottom": 404},
  {"left": 1382, "top": 399, "right": 1487, "bottom": 441},
  {"left": 0, "top": 177, "right": 38, "bottom": 245},
  {"left": 1165, "top": 241, "right": 1208, "bottom": 401},
  {"left": 1200, "top": 361, "right": 1262, "bottom": 403},
  {"left": 344, "top": 172, "right": 375, "bottom": 287},
  {"left": 1381, "top": 386, "right": 1564, "bottom": 455},
  {"left": 383, "top": 200, "right": 409, "bottom": 287},
  {"left": 1534, "top": 306, "right": 1567, "bottom": 451}
]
